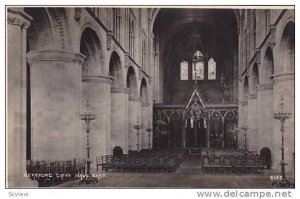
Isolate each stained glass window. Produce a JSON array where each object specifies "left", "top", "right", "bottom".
[
  {"left": 192, "top": 51, "right": 204, "bottom": 80},
  {"left": 208, "top": 58, "right": 216, "bottom": 80},
  {"left": 180, "top": 61, "right": 189, "bottom": 80}
]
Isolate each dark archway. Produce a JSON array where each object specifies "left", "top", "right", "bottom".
[
  {"left": 109, "top": 51, "right": 124, "bottom": 88},
  {"left": 251, "top": 63, "right": 259, "bottom": 94},
  {"left": 279, "top": 21, "right": 295, "bottom": 73},
  {"left": 113, "top": 146, "right": 123, "bottom": 157},
  {"left": 243, "top": 75, "right": 249, "bottom": 102},
  {"left": 140, "top": 78, "right": 148, "bottom": 104},
  {"left": 126, "top": 66, "right": 138, "bottom": 96},
  {"left": 260, "top": 147, "right": 272, "bottom": 169},
  {"left": 80, "top": 28, "right": 103, "bottom": 76},
  {"left": 262, "top": 47, "right": 274, "bottom": 84}
]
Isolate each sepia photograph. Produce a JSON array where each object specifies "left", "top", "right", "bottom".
[{"left": 6, "top": 5, "right": 295, "bottom": 190}]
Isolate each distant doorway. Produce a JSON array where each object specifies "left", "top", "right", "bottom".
[
  {"left": 186, "top": 118, "right": 206, "bottom": 148},
  {"left": 260, "top": 147, "right": 272, "bottom": 169},
  {"left": 113, "top": 146, "right": 123, "bottom": 157}
]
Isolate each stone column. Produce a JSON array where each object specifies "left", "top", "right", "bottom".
[
  {"left": 7, "top": 8, "right": 37, "bottom": 187},
  {"left": 141, "top": 103, "right": 150, "bottom": 149},
  {"left": 124, "top": 89, "right": 129, "bottom": 152},
  {"left": 27, "top": 49, "right": 84, "bottom": 161},
  {"left": 81, "top": 75, "right": 112, "bottom": 171},
  {"left": 240, "top": 101, "right": 248, "bottom": 149},
  {"left": 128, "top": 96, "right": 142, "bottom": 151},
  {"left": 207, "top": 112, "right": 211, "bottom": 148},
  {"left": 148, "top": 104, "right": 153, "bottom": 149},
  {"left": 247, "top": 93, "right": 258, "bottom": 151},
  {"left": 110, "top": 87, "right": 128, "bottom": 153},
  {"left": 256, "top": 83, "right": 273, "bottom": 153},
  {"left": 272, "top": 73, "right": 294, "bottom": 174}
]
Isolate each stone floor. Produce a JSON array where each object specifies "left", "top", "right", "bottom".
[{"left": 54, "top": 156, "right": 295, "bottom": 188}]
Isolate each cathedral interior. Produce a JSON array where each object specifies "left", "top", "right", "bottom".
[{"left": 6, "top": 7, "right": 295, "bottom": 188}]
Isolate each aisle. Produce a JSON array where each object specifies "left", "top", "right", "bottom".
[{"left": 175, "top": 155, "right": 202, "bottom": 175}]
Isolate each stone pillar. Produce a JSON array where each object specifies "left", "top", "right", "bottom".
[
  {"left": 81, "top": 75, "right": 112, "bottom": 170},
  {"left": 110, "top": 87, "right": 128, "bottom": 153},
  {"left": 154, "top": 52, "right": 160, "bottom": 103},
  {"left": 207, "top": 112, "right": 211, "bottom": 148},
  {"left": 240, "top": 101, "right": 248, "bottom": 149},
  {"left": 7, "top": 8, "right": 38, "bottom": 187},
  {"left": 148, "top": 104, "right": 153, "bottom": 149},
  {"left": 247, "top": 93, "right": 258, "bottom": 151},
  {"left": 124, "top": 89, "right": 129, "bottom": 152},
  {"left": 256, "top": 83, "right": 273, "bottom": 153},
  {"left": 141, "top": 103, "right": 150, "bottom": 149},
  {"left": 27, "top": 49, "right": 84, "bottom": 161},
  {"left": 272, "top": 73, "right": 294, "bottom": 174},
  {"left": 128, "top": 96, "right": 142, "bottom": 151}
]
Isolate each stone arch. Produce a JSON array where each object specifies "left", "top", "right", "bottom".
[
  {"left": 126, "top": 66, "right": 138, "bottom": 97},
  {"left": 112, "top": 146, "right": 123, "bottom": 157},
  {"left": 243, "top": 75, "right": 249, "bottom": 101},
  {"left": 149, "top": 8, "right": 239, "bottom": 34},
  {"left": 80, "top": 27, "right": 104, "bottom": 76},
  {"left": 211, "top": 110, "right": 222, "bottom": 118},
  {"left": 109, "top": 51, "right": 125, "bottom": 88},
  {"left": 278, "top": 21, "right": 295, "bottom": 74},
  {"left": 260, "top": 147, "right": 272, "bottom": 169},
  {"left": 250, "top": 63, "right": 259, "bottom": 95},
  {"left": 25, "top": 8, "right": 69, "bottom": 51},
  {"left": 261, "top": 47, "right": 274, "bottom": 85},
  {"left": 140, "top": 78, "right": 149, "bottom": 104}
]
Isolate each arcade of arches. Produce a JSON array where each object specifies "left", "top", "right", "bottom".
[{"left": 7, "top": 7, "right": 294, "bottom": 187}]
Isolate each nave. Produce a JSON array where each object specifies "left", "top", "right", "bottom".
[
  {"left": 54, "top": 154, "right": 293, "bottom": 188},
  {"left": 26, "top": 148, "right": 293, "bottom": 188}
]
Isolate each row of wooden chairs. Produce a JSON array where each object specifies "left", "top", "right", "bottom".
[
  {"left": 26, "top": 159, "right": 86, "bottom": 186},
  {"left": 202, "top": 154, "right": 264, "bottom": 175},
  {"left": 97, "top": 150, "right": 185, "bottom": 173}
]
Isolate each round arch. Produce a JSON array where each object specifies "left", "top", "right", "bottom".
[
  {"left": 80, "top": 27, "right": 104, "bottom": 76},
  {"left": 109, "top": 51, "right": 125, "bottom": 88},
  {"left": 126, "top": 66, "right": 138, "bottom": 97},
  {"left": 25, "top": 8, "right": 69, "bottom": 51},
  {"left": 149, "top": 8, "right": 239, "bottom": 33},
  {"left": 140, "top": 78, "right": 149, "bottom": 104},
  {"left": 243, "top": 75, "right": 249, "bottom": 101},
  {"left": 278, "top": 21, "right": 295, "bottom": 74},
  {"left": 250, "top": 63, "right": 259, "bottom": 94},
  {"left": 261, "top": 47, "right": 274, "bottom": 85}
]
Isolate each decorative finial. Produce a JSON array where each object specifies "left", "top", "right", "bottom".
[{"left": 193, "top": 80, "right": 198, "bottom": 90}]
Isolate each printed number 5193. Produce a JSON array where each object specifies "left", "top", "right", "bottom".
[{"left": 270, "top": 176, "right": 283, "bottom": 181}]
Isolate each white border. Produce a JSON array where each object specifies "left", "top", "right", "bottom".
[{"left": 1, "top": 1, "right": 298, "bottom": 199}]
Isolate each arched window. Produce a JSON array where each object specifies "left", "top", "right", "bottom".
[
  {"left": 192, "top": 51, "right": 204, "bottom": 80},
  {"left": 208, "top": 58, "right": 216, "bottom": 80},
  {"left": 180, "top": 61, "right": 189, "bottom": 80},
  {"left": 113, "top": 8, "right": 121, "bottom": 41}
]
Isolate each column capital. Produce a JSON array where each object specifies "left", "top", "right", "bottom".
[
  {"left": 27, "top": 49, "right": 85, "bottom": 64},
  {"left": 111, "top": 87, "right": 127, "bottom": 94},
  {"left": 129, "top": 96, "right": 141, "bottom": 102},
  {"left": 248, "top": 93, "right": 257, "bottom": 99},
  {"left": 82, "top": 75, "right": 113, "bottom": 84},
  {"left": 241, "top": 100, "right": 248, "bottom": 106},
  {"left": 141, "top": 102, "right": 150, "bottom": 107},
  {"left": 7, "top": 8, "right": 32, "bottom": 29},
  {"left": 258, "top": 83, "right": 273, "bottom": 91},
  {"left": 273, "top": 73, "right": 294, "bottom": 83}
]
